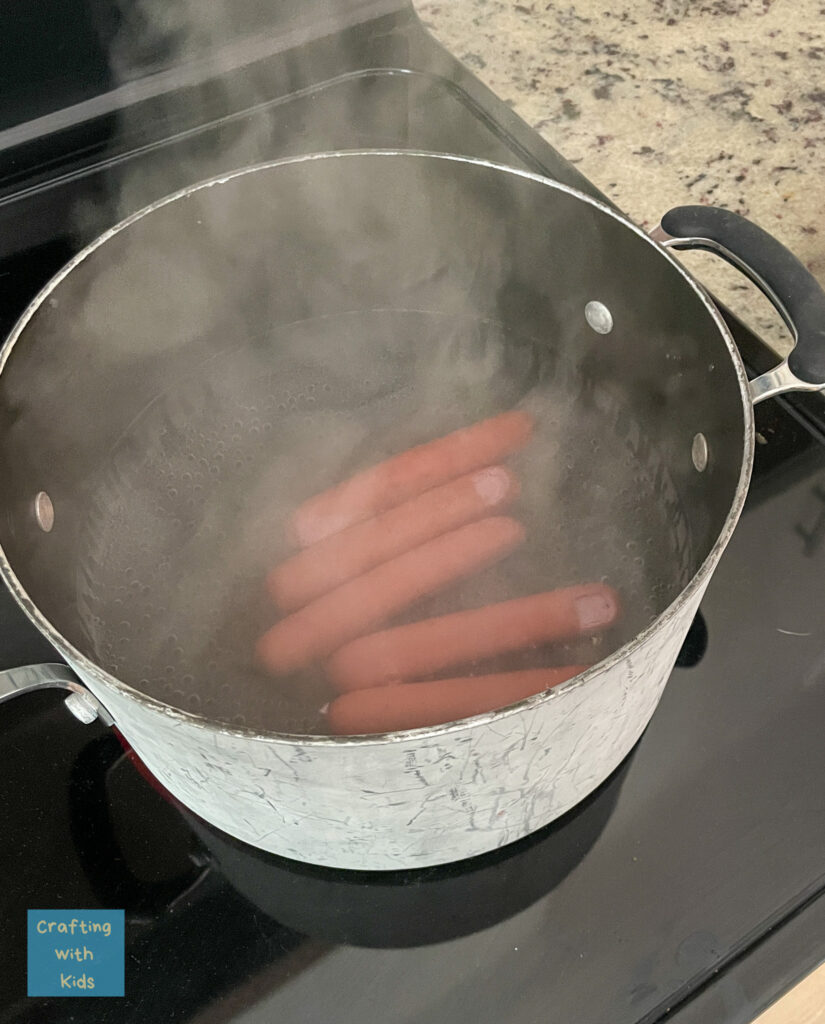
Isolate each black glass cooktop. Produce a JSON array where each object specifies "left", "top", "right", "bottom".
[{"left": 2, "top": 5, "right": 825, "bottom": 1023}]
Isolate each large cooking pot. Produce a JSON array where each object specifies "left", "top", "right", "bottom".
[{"left": 1, "top": 152, "right": 824, "bottom": 870}]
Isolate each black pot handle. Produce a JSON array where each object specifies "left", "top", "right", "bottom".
[{"left": 655, "top": 205, "right": 825, "bottom": 402}]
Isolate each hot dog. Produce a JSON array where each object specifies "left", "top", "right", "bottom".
[
  {"left": 288, "top": 409, "right": 533, "bottom": 547},
  {"left": 257, "top": 516, "right": 526, "bottom": 675},
  {"left": 325, "top": 583, "right": 620, "bottom": 692},
  {"left": 268, "top": 465, "right": 520, "bottom": 612},
  {"left": 325, "top": 666, "right": 589, "bottom": 735}
]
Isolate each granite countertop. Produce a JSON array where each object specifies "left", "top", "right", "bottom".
[{"left": 417, "top": 0, "right": 825, "bottom": 357}]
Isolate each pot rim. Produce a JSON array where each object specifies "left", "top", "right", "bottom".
[{"left": 0, "top": 149, "right": 755, "bottom": 745}]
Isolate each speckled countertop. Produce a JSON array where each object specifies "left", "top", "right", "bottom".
[{"left": 416, "top": 0, "right": 825, "bottom": 356}]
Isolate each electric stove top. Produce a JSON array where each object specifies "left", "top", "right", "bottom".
[{"left": 2, "top": 4, "right": 825, "bottom": 1023}]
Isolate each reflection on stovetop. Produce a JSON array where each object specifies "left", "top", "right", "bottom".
[
  {"left": 175, "top": 749, "right": 634, "bottom": 950},
  {"left": 0, "top": 687, "right": 634, "bottom": 1022}
]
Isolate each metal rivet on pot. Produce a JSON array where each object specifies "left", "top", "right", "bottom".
[
  {"left": 33, "top": 491, "right": 54, "bottom": 532},
  {"left": 584, "top": 301, "right": 613, "bottom": 334},
  {"left": 64, "top": 690, "right": 100, "bottom": 725},
  {"left": 692, "top": 433, "right": 709, "bottom": 472}
]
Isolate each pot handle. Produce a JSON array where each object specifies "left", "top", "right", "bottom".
[
  {"left": 0, "top": 662, "right": 111, "bottom": 724},
  {"left": 651, "top": 205, "right": 825, "bottom": 405}
]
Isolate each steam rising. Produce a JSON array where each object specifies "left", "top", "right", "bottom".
[{"left": 0, "top": 0, "right": 740, "bottom": 735}]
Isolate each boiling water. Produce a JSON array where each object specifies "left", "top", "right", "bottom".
[{"left": 77, "top": 310, "right": 693, "bottom": 734}]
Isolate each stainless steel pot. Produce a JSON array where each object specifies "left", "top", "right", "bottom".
[{"left": 2, "top": 151, "right": 824, "bottom": 870}]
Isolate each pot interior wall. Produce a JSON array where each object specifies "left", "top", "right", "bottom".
[{"left": 0, "top": 154, "right": 747, "bottom": 732}]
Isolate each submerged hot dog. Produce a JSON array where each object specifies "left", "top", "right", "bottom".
[
  {"left": 257, "top": 516, "right": 526, "bottom": 675},
  {"left": 325, "top": 666, "right": 589, "bottom": 735},
  {"left": 269, "top": 465, "right": 520, "bottom": 612},
  {"left": 325, "top": 583, "right": 620, "bottom": 692},
  {"left": 288, "top": 409, "right": 534, "bottom": 547}
]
